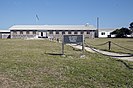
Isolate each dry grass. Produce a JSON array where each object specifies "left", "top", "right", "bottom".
[
  {"left": 85, "top": 38, "right": 133, "bottom": 54},
  {"left": 0, "top": 39, "right": 133, "bottom": 87}
]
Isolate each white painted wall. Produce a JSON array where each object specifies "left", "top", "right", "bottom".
[
  {"left": 99, "top": 31, "right": 110, "bottom": 37},
  {"left": 98, "top": 29, "right": 115, "bottom": 38}
]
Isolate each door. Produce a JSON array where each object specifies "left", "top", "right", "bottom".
[
  {"left": 38, "top": 31, "right": 47, "bottom": 38},
  {"left": 41, "top": 32, "right": 43, "bottom": 36}
]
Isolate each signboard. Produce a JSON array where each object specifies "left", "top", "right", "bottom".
[
  {"left": 62, "top": 35, "right": 84, "bottom": 55},
  {"left": 63, "top": 35, "right": 83, "bottom": 44}
]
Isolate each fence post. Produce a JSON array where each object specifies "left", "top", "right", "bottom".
[{"left": 108, "top": 41, "right": 111, "bottom": 51}]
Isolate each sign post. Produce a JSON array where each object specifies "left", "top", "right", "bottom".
[
  {"left": 82, "top": 35, "right": 84, "bottom": 52},
  {"left": 62, "top": 37, "right": 64, "bottom": 55},
  {"left": 62, "top": 35, "right": 84, "bottom": 55}
]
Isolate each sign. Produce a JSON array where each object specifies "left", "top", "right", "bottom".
[
  {"left": 63, "top": 35, "right": 83, "bottom": 44},
  {"left": 62, "top": 35, "right": 84, "bottom": 55}
]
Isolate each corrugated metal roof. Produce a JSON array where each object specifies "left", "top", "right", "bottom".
[
  {"left": 9, "top": 25, "right": 96, "bottom": 30},
  {"left": 99, "top": 29, "right": 115, "bottom": 32},
  {"left": 0, "top": 30, "right": 10, "bottom": 32}
]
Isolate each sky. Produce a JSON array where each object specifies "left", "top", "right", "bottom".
[{"left": 0, "top": 0, "right": 133, "bottom": 29}]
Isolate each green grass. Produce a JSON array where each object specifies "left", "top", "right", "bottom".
[
  {"left": 85, "top": 38, "right": 133, "bottom": 54},
  {"left": 0, "top": 39, "right": 133, "bottom": 87}
]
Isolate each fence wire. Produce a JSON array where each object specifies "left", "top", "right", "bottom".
[
  {"left": 85, "top": 40, "right": 133, "bottom": 55},
  {"left": 111, "top": 42, "right": 133, "bottom": 52},
  {"left": 85, "top": 41, "right": 108, "bottom": 47},
  {"left": 86, "top": 41, "right": 133, "bottom": 52},
  {"left": 85, "top": 43, "right": 133, "bottom": 57}
]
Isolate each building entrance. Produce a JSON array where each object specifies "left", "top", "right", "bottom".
[{"left": 38, "top": 31, "right": 47, "bottom": 38}]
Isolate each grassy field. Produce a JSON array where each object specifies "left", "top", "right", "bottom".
[
  {"left": 85, "top": 38, "right": 133, "bottom": 54},
  {"left": 0, "top": 39, "right": 133, "bottom": 88}
]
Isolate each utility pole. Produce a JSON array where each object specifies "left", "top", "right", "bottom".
[{"left": 96, "top": 17, "right": 99, "bottom": 38}]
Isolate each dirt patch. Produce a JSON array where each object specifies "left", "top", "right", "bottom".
[{"left": 0, "top": 74, "right": 21, "bottom": 88}]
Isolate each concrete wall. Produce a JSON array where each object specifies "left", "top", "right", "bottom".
[
  {"left": 11, "top": 30, "right": 37, "bottom": 39},
  {"left": 46, "top": 30, "right": 96, "bottom": 39}
]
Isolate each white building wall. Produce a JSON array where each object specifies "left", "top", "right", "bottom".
[
  {"left": 98, "top": 29, "right": 116, "bottom": 38},
  {"left": 99, "top": 31, "right": 116, "bottom": 38},
  {"left": 99, "top": 31, "right": 109, "bottom": 37},
  {"left": 23, "top": 31, "right": 26, "bottom": 35}
]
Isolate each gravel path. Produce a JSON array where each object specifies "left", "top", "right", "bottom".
[{"left": 68, "top": 44, "right": 133, "bottom": 62}]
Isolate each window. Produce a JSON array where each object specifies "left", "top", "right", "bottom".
[
  {"left": 20, "top": 31, "right": 23, "bottom": 34},
  {"left": 49, "top": 31, "right": 53, "bottom": 34},
  {"left": 56, "top": 31, "right": 59, "bottom": 34},
  {"left": 62, "top": 31, "right": 65, "bottom": 34},
  {"left": 74, "top": 31, "right": 78, "bottom": 34},
  {"left": 80, "top": 31, "right": 84, "bottom": 34},
  {"left": 41, "top": 32, "right": 43, "bottom": 36},
  {"left": 33, "top": 31, "right": 36, "bottom": 34},
  {"left": 26, "top": 31, "right": 29, "bottom": 34},
  {"left": 13, "top": 31, "right": 17, "bottom": 34},
  {"left": 101, "top": 32, "right": 105, "bottom": 35},
  {"left": 68, "top": 31, "right": 71, "bottom": 34},
  {"left": 87, "top": 31, "right": 90, "bottom": 34}
]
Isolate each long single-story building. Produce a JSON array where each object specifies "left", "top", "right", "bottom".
[
  {"left": 9, "top": 24, "right": 97, "bottom": 39},
  {"left": 2, "top": 25, "right": 126, "bottom": 39},
  {"left": 0, "top": 30, "right": 10, "bottom": 39}
]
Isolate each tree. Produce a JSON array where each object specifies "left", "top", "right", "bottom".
[
  {"left": 129, "top": 22, "right": 133, "bottom": 29},
  {"left": 129, "top": 22, "right": 133, "bottom": 37},
  {"left": 111, "top": 27, "right": 132, "bottom": 38}
]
